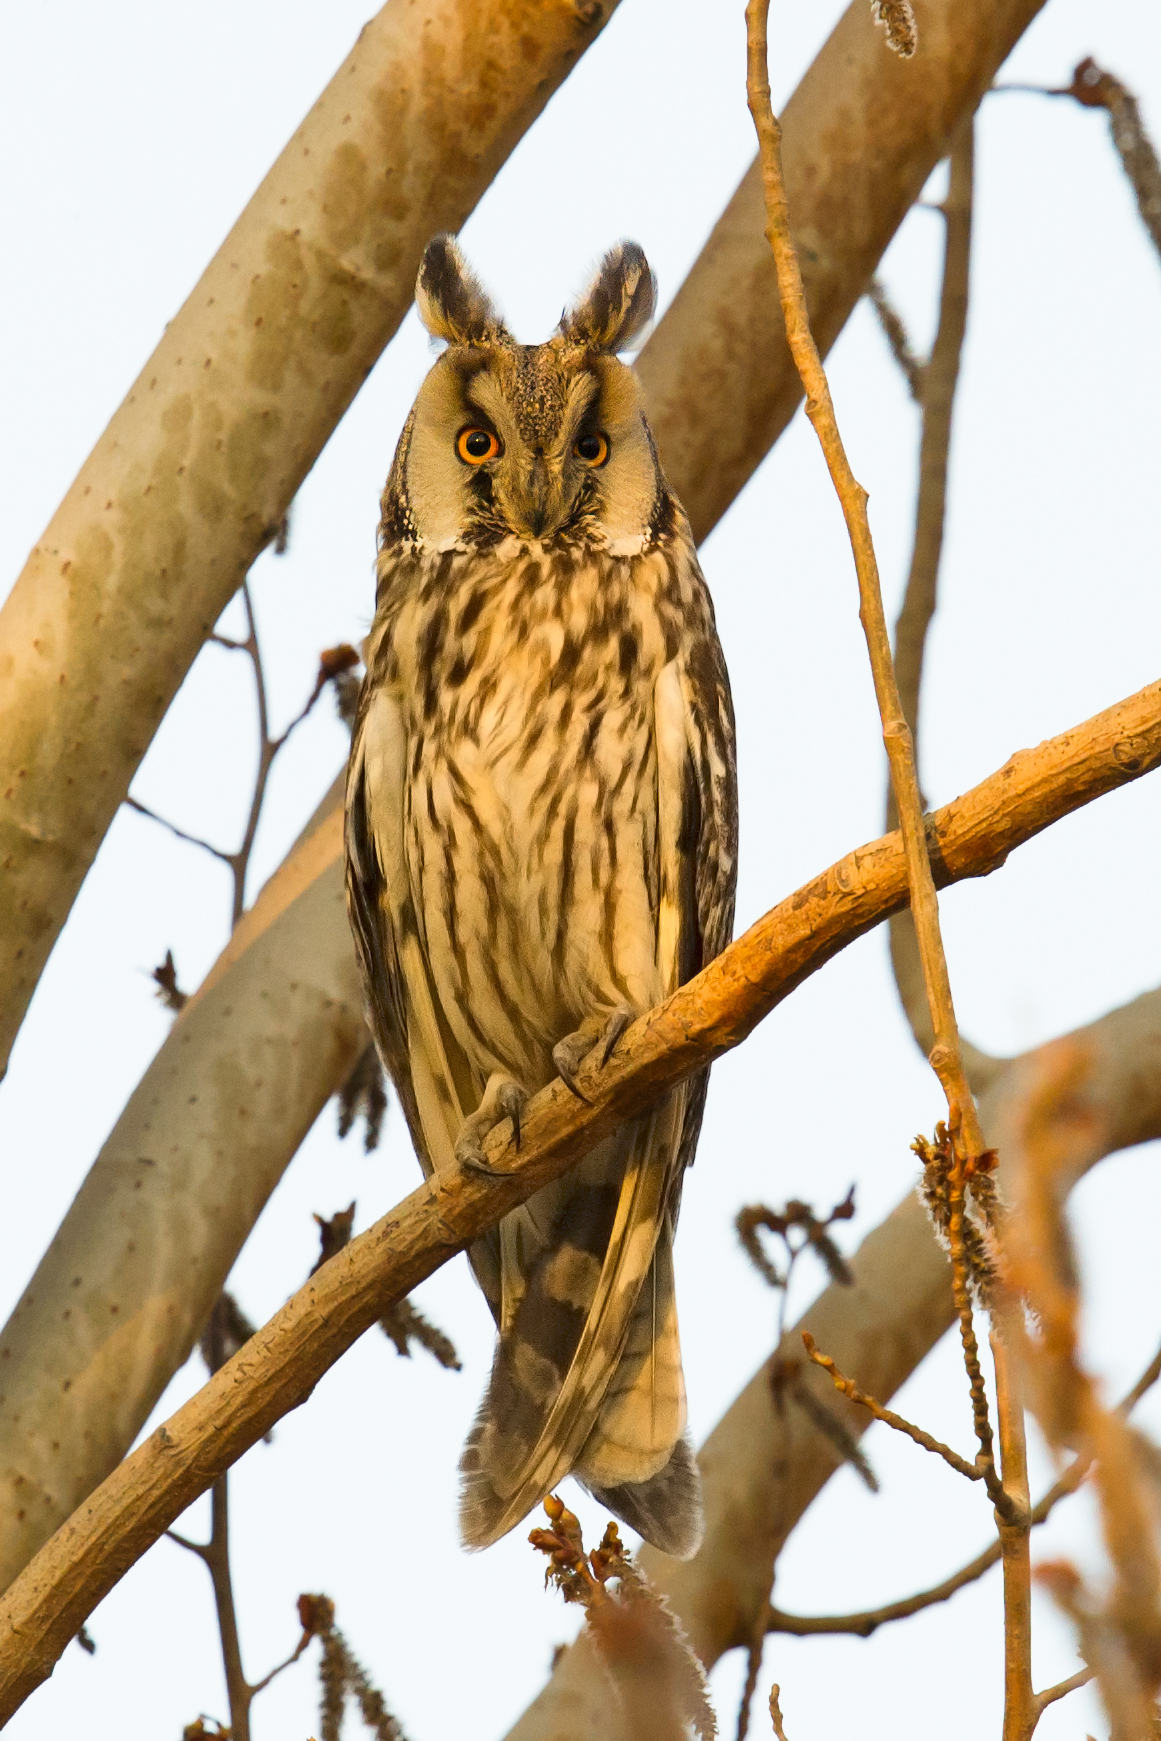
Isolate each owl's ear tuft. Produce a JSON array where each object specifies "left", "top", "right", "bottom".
[
  {"left": 560, "top": 242, "right": 657, "bottom": 353},
  {"left": 415, "top": 235, "right": 506, "bottom": 346}
]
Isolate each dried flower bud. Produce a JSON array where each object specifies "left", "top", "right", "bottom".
[
  {"left": 311, "top": 1204, "right": 356, "bottom": 1275},
  {"left": 870, "top": 0, "right": 917, "bottom": 57},
  {"left": 317, "top": 644, "right": 361, "bottom": 683},
  {"left": 298, "top": 1592, "right": 336, "bottom": 1637},
  {"left": 151, "top": 948, "right": 189, "bottom": 1013}
]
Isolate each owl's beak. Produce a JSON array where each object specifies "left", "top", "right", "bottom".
[{"left": 522, "top": 456, "right": 562, "bottom": 539}]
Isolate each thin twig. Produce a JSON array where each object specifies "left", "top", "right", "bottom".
[
  {"left": 994, "top": 62, "right": 1161, "bottom": 259},
  {"left": 881, "top": 124, "right": 1002, "bottom": 1090},
  {"left": 1033, "top": 1665, "right": 1094, "bottom": 1715},
  {"left": 124, "top": 797, "right": 233, "bottom": 866},
  {"left": 867, "top": 277, "right": 925, "bottom": 402},
  {"left": 129, "top": 595, "right": 353, "bottom": 930},
  {"left": 993, "top": 1332, "right": 1035, "bottom": 1739},
  {"left": 802, "top": 1333, "right": 981, "bottom": 1482},
  {"left": 767, "top": 1335, "right": 1161, "bottom": 1640},
  {"left": 889, "top": 115, "right": 974, "bottom": 814},
  {"left": 744, "top": 0, "right": 986, "bottom": 1167},
  {"left": 247, "top": 1630, "right": 314, "bottom": 1699},
  {"left": 166, "top": 1528, "right": 210, "bottom": 1562},
  {"left": 746, "top": 23, "right": 1042, "bottom": 1726}
]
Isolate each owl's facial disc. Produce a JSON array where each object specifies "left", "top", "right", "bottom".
[{"left": 403, "top": 344, "right": 660, "bottom": 552}]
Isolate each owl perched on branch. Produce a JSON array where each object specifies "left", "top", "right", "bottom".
[{"left": 345, "top": 236, "right": 737, "bottom": 1559}]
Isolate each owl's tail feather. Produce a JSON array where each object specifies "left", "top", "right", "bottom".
[
  {"left": 580, "top": 1436, "right": 703, "bottom": 1562},
  {"left": 574, "top": 1223, "right": 704, "bottom": 1560},
  {"left": 459, "top": 1099, "right": 693, "bottom": 1556}
]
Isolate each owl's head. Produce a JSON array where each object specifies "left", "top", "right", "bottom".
[{"left": 381, "top": 236, "right": 668, "bottom": 555}]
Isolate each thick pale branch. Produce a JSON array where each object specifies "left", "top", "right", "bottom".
[
  {"left": 0, "top": 0, "right": 620, "bottom": 1078},
  {"left": 0, "top": 686, "right": 1158, "bottom": 1716},
  {"left": 0, "top": 780, "right": 363, "bottom": 1589}
]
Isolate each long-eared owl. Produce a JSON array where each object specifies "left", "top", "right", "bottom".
[{"left": 345, "top": 236, "right": 737, "bottom": 1559}]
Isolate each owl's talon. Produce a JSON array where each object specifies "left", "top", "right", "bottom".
[
  {"left": 554, "top": 1006, "right": 636, "bottom": 1100},
  {"left": 600, "top": 1005, "right": 634, "bottom": 1067},
  {"left": 454, "top": 1074, "right": 530, "bottom": 1175},
  {"left": 497, "top": 1080, "right": 528, "bottom": 1150},
  {"left": 552, "top": 1033, "right": 596, "bottom": 1103}
]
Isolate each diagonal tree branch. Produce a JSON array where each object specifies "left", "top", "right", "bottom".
[{"left": 0, "top": 681, "right": 1159, "bottom": 1718}]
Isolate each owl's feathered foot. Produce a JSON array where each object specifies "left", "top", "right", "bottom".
[
  {"left": 551, "top": 1005, "right": 635, "bottom": 1102},
  {"left": 454, "top": 1073, "right": 530, "bottom": 1175}
]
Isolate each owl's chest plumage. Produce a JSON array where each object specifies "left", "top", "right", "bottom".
[{"left": 372, "top": 536, "right": 695, "bottom": 1085}]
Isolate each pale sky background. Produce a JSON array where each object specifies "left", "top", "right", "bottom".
[{"left": 1, "top": 2, "right": 1160, "bottom": 1737}]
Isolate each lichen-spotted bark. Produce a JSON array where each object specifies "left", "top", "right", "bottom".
[{"left": 0, "top": 0, "right": 619, "bottom": 1078}]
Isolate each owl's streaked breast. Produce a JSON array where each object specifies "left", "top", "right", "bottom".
[{"left": 373, "top": 536, "right": 701, "bottom": 1089}]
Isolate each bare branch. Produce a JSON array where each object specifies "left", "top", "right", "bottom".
[
  {"left": 123, "top": 797, "right": 232, "bottom": 866},
  {"left": 767, "top": 1334, "right": 1161, "bottom": 1640},
  {"left": 768, "top": 1687, "right": 790, "bottom": 1741},
  {"left": 1033, "top": 1665, "right": 1093, "bottom": 1715},
  {"left": 996, "top": 61, "right": 1161, "bottom": 260},
  {"left": 867, "top": 277, "right": 925, "bottom": 401},
  {"left": 891, "top": 117, "right": 975, "bottom": 779},
  {"left": 1004, "top": 1045, "right": 1161, "bottom": 1720},
  {"left": 507, "top": 989, "right": 1161, "bottom": 1740},
  {"left": 637, "top": 0, "right": 1049, "bottom": 544},
  {"left": 802, "top": 1332, "right": 982, "bottom": 1481},
  {"left": 782, "top": 1375, "right": 879, "bottom": 1495},
  {"left": 746, "top": 0, "right": 987, "bottom": 1177},
  {"left": 883, "top": 117, "right": 1006, "bottom": 1092}
]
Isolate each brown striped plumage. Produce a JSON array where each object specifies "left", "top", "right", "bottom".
[{"left": 345, "top": 237, "right": 737, "bottom": 1558}]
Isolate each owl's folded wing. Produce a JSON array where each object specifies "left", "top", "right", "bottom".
[
  {"left": 660, "top": 616, "right": 739, "bottom": 1184},
  {"left": 345, "top": 681, "right": 503, "bottom": 1315}
]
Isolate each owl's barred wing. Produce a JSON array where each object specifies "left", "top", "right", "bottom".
[
  {"left": 345, "top": 686, "right": 504, "bottom": 1315},
  {"left": 683, "top": 627, "right": 740, "bottom": 983},
  {"left": 345, "top": 693, "right": 424, "bottom": 1159},
  {"left": 668, "top": 619, "right": 741, "bottom": 1176}
]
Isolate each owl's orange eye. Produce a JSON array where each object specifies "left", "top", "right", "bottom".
[
  {"left": 574, "top": 432, "right": 609, "bottom": 467},
  {"left": 456, "top": 426, "right": 501, "bottom": 464}
]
